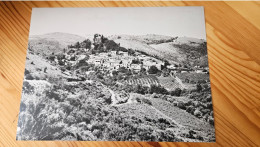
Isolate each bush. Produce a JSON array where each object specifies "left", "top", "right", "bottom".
[
  {"left": 186, "top": 106, "right": 195, "bottom": 114},
  {"left": 22, "top": 81, "right": 35, "bottom": 94},
  {"left": 80, "top": 39, "right": 92, "bottom": 49},
  {"left": 170, "top": 88, "right": 182, "bottom": 96},
  {"left": 70, "top": 56, "right": 76, "bottom": 61},
  {"left": 104, "top": 40, "right": 119, "bottom": 51},
  {"left": 24, "top": 69, "right": 30, "bottom": 75},
  {"left": 75, "top": 59, "right": 88, "bottom": 69},
  {"left": 196, "top": 84, "right": 202, "bottom": 92},
  {"left": 97, "top": 74, "right": 103, "bottom": 79},
  {"left": 136, "top": 97, "right": 141, "bottom": 103},
  {"left": 19, "top": 102, "right": 26, "bottom": 112},
  {"left": 148, "top": 66, "right": 159, "bottom": 74},
  {"left": 45, "top": 90, "right": 62, "bottom": 102},
  {"left": 149, "top": 85, "right": 168, "bottom": 95},
  {"left": 177, "top": 101, "right": 186, "bottom": 110},
  {"left": 134, "top": 85, "right": 149, "bottom": 95},
  {"left": 142, "top": 98, "right": 152, "bottom": 105},
  {"left": 25, "top": 73, "right": 34, "bottom": 80}
]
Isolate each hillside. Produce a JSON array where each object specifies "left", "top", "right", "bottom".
[
  {"left": 28, "top": 32, "right": 207, "bottom": 65},
  {"left": 113, "top": 39, "right": 161, "bottom": 55},
  {"left": 109, "top": 34, "right": 175, "bottom": 44},
  {"left": 149, "top": 42, "right": 185, "bottom": 63},
  {"left": 28, "top": 32, "right": 85, "bottom": 55},
  {"left": 174, "top": 37, "right": 205, "bottom": 46},
  {"left": 111, "top": 35, "right": 206, "bottom": 64}
]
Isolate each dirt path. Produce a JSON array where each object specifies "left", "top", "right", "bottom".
[{"left": 108, "top": 89, "right": 117, "bottom": 106}]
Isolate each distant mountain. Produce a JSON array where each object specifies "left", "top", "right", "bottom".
[
  {"left": 30, "top": 32, "right": 85, "bottom": 47},
  {"left": 28, "top": 32, "right": 85, "bottom": 55},
  {"left": 174, "top": 37, "right": 205, "bottom": 46},
  {"left": 108, "top": 34, "right": 176, "bottom": 45}
]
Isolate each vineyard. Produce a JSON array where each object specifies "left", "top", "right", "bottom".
[
  {"left": 124, "top": 75, "right": 185, "bottom": 92},
  {"left": 125, "top": 75, "right": 159, "bottom": 86}
]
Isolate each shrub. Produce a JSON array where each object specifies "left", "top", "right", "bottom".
[
  {"left": 149, "top": 85, "right": 168, "bottom": 95},
  {"left": 24, "top": 69, "right": 30, "bottom": 75},
  {"left": 142, "top": 98, "right": 152, "bottom": 105},
  {"left": 170, "top": 88, "right": 182, "bottom": 96},
  {"left": 148, "top": 66, "right": 159, "bottom": 74},
  {"left": 25, "top": 73, "right": 34, "bottom": 80},
  {"left": 22, "top": 81, "right": 35, "bottom": 94},
  {"left": 80, "top": 39, "right": 92, "bottom": 49},
  {"left": 104, "top": 40, "right": 119, "bottom": 51},
  {"left": 75, "top": 59, "right": 88, "bottom": 69},
  {"left": 186, "top": 106, "right": 195, "bottom": 114},
  {"left": 134, "top": 85, "right": 149, "bottom": 95},
  {"left": 177, "top": 101, "right": 186, "bottom": 110},
  {"left": 196, "top": 84, "right": 202, "bottom": 92},
  {"left": 97, "top": 74, "right": 103, "bottom": 79},
  {"left": 136, "top": 97, "right": 141, "bottom": 103},
  {"left": 45, "top": 90, "right": 62, "bottom": 101},
  {"left": 70, "top": 56, "right": 76, "bottom": 61},
  {"left": 158, "top": 118, "right": 171, "bottom": 125},
  {"left": 19, "top": 102, "right": 26, "bottom": 112}
]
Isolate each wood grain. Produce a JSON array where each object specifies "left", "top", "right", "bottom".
[{"left": 0, "top": 1, "right": 259, "bottom": 147}]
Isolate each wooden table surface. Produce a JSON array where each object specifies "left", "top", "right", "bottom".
[{"left": 0, "top": 1, "right": 259, "bottom": 147}]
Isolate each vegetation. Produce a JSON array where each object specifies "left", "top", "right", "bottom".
[
  {"left": 148, "top": 66, "right": 159, "bottom": 74},
  {"left": 19, "top": 33, "right": 214, "bottom": 141}
]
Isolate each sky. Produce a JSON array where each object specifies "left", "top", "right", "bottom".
[{"left": 29, "top": 7, "right": 206, "bottom": 39}]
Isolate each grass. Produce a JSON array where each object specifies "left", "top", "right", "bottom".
[
  {"left": 176, "top": 72, "right": 210, "bottom": 83},
  {"left": 157, "top": 76, "right": 183, "bottom": 91}
]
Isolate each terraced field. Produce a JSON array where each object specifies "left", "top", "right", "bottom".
[{"left": 125, "top": 75, "right": 159, "bottom": 86}]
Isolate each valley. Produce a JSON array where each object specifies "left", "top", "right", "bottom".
[{"left": 17, "top": 32, "right": 214, "bottom": 141}]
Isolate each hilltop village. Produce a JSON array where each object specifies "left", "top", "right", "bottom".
[{"left": 48, "top": 34, "right": 209, "bottom": 85}]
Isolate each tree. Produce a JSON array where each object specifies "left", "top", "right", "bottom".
[
  {"left": 118, "top": 67, "right": 128, "bottom": 73},
  {"left": 75, "top": 42, "right": 80, "bottom": 49},
  {"left": 140, "top": 68, "right": 146, "bottom": 75},
  {"left": 164, "top": 60, "right": 170, "bottom": 67},
  {"left": 134, "top": 85, "right": 148, "bottom": 94},
  {"left": 149, "top": 85, "right": 168, "bottom": 94},
  {"left": 97, "top": 74, "right": 103, "bottom": 79},
  {"left": 132, "top": 59, "right": 141, "bottom": 64},
  {"left": 112, "top": 70, "right": 118, "bottom": 76},
  {"left": 57, "top": 54, "right": 65, "bottom": 60},
  {"left": 128, "top": 48, "right": 135, "bottom": 55},
  {"left": 104, "top": 40, "right": 119, "bottom": 51},
  {"left": 148, "top": 66, "right": 159, "bottom": 74},
  {"left": 80, "top": 39, "right": 92, "bottom": 49},
  {"left": 196, "top": 84, "right": 202, "bottom": 92},
  {"left": 170, "top": 88, "right": 182, "bottom": 96}
]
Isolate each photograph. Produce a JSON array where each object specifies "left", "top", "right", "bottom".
[{"left": 17, "top": 7, "right": 215, "bottom": 142}]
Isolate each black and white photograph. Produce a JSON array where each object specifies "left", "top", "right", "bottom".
[{"left": 17, "top": 7, "right": 215, "bottom": 142}]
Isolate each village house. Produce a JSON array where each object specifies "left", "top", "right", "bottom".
[
  {"left": 143, "top": 60, "right": 163, "bottom": 70},
  {"left": 111, "top": 51, "right": 117, "bottom": 56},
  {"left": 130, "top": 64, "right": 142, "bottom": 72},
  {"left": 167, "top": 65, "right": 177, "bottom": 70},
  {"left": 118, "top": 51, "right": 128, "bottom": 57}
]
